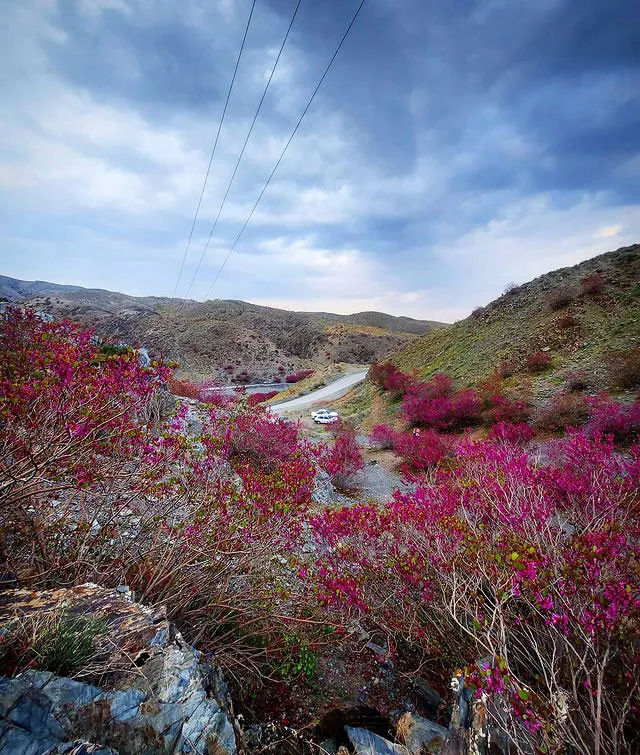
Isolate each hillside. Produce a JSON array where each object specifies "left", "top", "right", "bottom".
[
  {"left": 392, "top": 243, "right": 639, "bottom": 394},
  {"left": 0, "top": 276, "right": 445, "bottom": 381},
  {"left": 334, "top": 244, "right": 639, "bottom": 429}
]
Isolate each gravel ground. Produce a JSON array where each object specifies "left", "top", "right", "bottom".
[{"left": 334, "top": 457, "right": 413, "bottom": 507}]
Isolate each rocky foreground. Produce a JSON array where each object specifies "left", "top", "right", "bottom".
[{"left": 0, "top": 585, "right": 493, "bottom": 755}]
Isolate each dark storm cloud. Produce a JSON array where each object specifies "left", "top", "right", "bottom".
[{"left": 1, "top": 0, "right": 638, "bottom": 318}]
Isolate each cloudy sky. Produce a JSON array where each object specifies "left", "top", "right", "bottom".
[{"left": 1, "top": 0, "right": 638, "bottom": 321}]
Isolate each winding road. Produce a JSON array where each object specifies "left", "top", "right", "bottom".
[{"left": 270, "top": 370, "right": 368, "bottom": 413}]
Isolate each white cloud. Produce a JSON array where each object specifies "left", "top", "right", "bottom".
[
  {"left": 596, "top": 224, "right": 623, "bottom": 238},
  {"left": 433, "top": 198, "right": 640, "bottom": 313}
]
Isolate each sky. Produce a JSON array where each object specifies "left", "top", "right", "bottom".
[{"left": 1, "top": 0, "right": 638, "bottom": 322}]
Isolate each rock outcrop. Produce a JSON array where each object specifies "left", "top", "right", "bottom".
[{"left": 0, "top": 584, "right": 237, "bottom": 755}]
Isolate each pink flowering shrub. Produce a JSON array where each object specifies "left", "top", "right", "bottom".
[
  {"left": 247, "top": 390, "right": 278, "bottom": 406},
  {"left": 315, "top": 423, "right": 364, "bottom": 490},
  {"left": 218, "top": 407, "right": 302, "bottom": 469},
  {"left": 484, "top": 394, "right": 531, "bottom": 424},
  {"left": 393, "top": 429, "right": 451, "bottom": 472},
  {"left": 307, "top": 433, "right": 640, "bottom": 752},
  {"left": 368, "top": 362, "right": 413, "bottom": 396},
  {"left": 285, "top": 369, "right": 314, "bottom": 384},
  {"left": 487, "top": 421, "right": 535, "bottom": 445},
  {"left": 167, "top": 376, "right": 201, "bottom": 400},
  {"left": 526, "top": 351, "right": 552, "bottom": 373},
  {"left": 369, "top": 424, "right": 398, "bottom": 449},
  {"left": 586, "top": 394, "right": 640, "bottom": 444},
  {"left": 0, "top": 308, "right": 319, "bottom": 676},
  {"left": 403, "top": 381, "right": 482, "bottom": 430},
  {"left": 535, "top": 391, "right": 589, "bottom": 432},
  {"left": 167, "top": 376, "right": 236, "bottom": 407}
]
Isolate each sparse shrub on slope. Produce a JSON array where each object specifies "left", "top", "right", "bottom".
[
  {"left": 526, "top": 351, "right": 552, "bottom": 373},
  {"left": 535, "top": 391, "right": 589, "bottom": 432},
  {"left": 497, "top": 359, "right": 517, "bottom": 378},
  {"left": 555, "top": 313, "right": 579, "bottom": 330},
  {"left": 368, "top": 362, "right": 413, "bottom": 396},
  {"left": 606, "top": 347, "right": 640, "bottom": 389},
  {"left": 546, "top": 286, "right": 574, "bottom": 310},
  {"left": 564, "top": 369, "right": 590, "bottom": 391},
  {"left": 581, "top": 272, "right": 606, "bottom": 295}
]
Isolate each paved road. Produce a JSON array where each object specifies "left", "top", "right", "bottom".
[{"left": 271, "top": 370, "right": 368, "bottom": 413}]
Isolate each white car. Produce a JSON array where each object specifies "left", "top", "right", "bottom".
[{"left": 312, "top": 409, "right": 339, "bottom": 424}]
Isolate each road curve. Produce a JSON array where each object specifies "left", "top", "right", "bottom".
[{"left": 270, "top": 370, "right": 368, "bottom": 413}]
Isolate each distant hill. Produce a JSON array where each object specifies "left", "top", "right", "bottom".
[
  {"left": 391, "top": 243, "right": 640, "bottom": 395},
  {"left": 0, "top": 276, "right": 446, "bottom": 382}
]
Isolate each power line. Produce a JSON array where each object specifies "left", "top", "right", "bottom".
[
  {"left": 183, "top": 0, "right": 306, "bottom": 300},
  {"left": 171, "top": 0, "right": 257, "bottom": 300},
  {"left": 201, "top": 0, "right": 368, "bottom": 301}
]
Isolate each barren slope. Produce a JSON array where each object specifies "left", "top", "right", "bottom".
[{"left": 0, "top": 277, "right": 446, "bottom": 382}]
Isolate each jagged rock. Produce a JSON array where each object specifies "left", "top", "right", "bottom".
[
  {"left": 312, "top": 467, "right": 335, "bottom": 507},
  {"left": 408, "top": 678, "right": 445, "bottom": 716},
  {"left": 346, "top": 726, "right": 407, "bottom": 754},
  {"left": 0, "top": 585, "right": 236, "bottom": 755},
  {"left": 45, "top": 741, "right": 119, "bottom": 755},
  {"left": 440, "top": 671, "right": 496, "bottom": 755},
  {"left": 396, "top": 713, "right": 448, "bottom": 754},
  {"left": 184, "top": 407, "right": 204, "bottom": 437},
  {"left": 318, "top": 738, "right": 339, "bottom": 754}
]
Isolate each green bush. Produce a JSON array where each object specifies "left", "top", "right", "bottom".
[{"left": 0, "top": 612, "right": 107, "bottom": 678}]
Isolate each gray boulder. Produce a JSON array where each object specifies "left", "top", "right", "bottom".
[
  {"left": 396, "top": 713, "right": 448, "bottom": 754},
  {"left": 0, "top": 585, "right": 236, "bottom": 755},
  {"left": 346, "top": 726, "right": 408, "bottom": 754}
]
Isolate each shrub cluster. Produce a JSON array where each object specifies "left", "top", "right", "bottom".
[
  {"left": 368, "top": 362, "right": 412, "bottom": 396},
  {"left": 606, "top": 347, "right": 640, "bottom": 390},
  {"left": 546, "top": 286, "right": 574, "bottom": 310},
  {"left": 315, "top": 422, "right": 364, "bottom": 490},
  {"left": 167, "top": 376, "right": 201, "bottom": 400},
  {"left": 535, "top": 392, "right": 589, "bottom": 432},
  {"left": 526, "top": 351, "right": 552, "bottom": 373},
  {"left": 565, "top": 369, "right": 590, "bottom": 391},
  {"left": 0, "top": 307, "right": 319, "bottom": 677},
  {"left": 555, "top": 313, "right": 578, "bottom": 330},
  {"left": 285, "top": 369, "right": 314, "bottom": 384},
  {"left": 581, "top": 273, "right": 606, "bottom": 295},
  {"left": 308, "top": 432, "right": 640, "bottom": 753},
  {"left": 247, "top": 390, "right": 279, "bottom": 406},
  {"left": 586, "top": 394, "right": 640, "bottom": 445}
]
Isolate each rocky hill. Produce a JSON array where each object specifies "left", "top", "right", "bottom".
[
  {"left": 336, "top": 243, "right": 639, "bottom": 429},
  {"left": 0, "top": 276, "right": 445, "bottom": 382},
  {"left": 391, "top": 243, "right": 639, "bottom": 394}
]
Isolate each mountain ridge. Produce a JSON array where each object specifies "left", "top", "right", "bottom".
[{"left": 0, "top": 274, "right": 446, "bottom": 381}]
